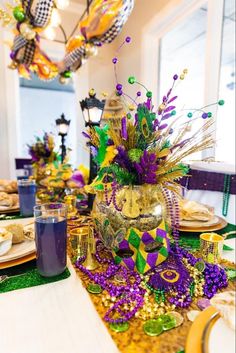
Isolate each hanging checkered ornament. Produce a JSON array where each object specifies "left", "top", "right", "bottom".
[
  {"left": 63, "top": 45, "right": 86, "bottom": 72},
  {"left": 96, "top": 0, "right": 134, "bottom": 44},
  {"left": 32, "top": 0, "right": 54, "bottom": 28}
]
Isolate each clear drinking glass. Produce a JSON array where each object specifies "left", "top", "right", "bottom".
[
  {"left": 18, "top": 179, "right": 36, "bottom": 217},
  {"left": 34, "top": 203, "right": 67, "bottom": 277}
]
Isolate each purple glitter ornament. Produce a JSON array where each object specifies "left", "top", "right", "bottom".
[
  {"left": 125, "top": 36, "right": 131, "bottom": 43},
  {"left": 10, "top": 51, "right": 16, "bottom": 60},
  {"left": 112, "top": 57, "right": 118, "bottom": 64},
  {"left": 137, "top": 91, "right": 142, "bottom": 97},
  {"left": 173, "top": 74, "right": 178, "bottom": 80},
  {"left": 116, "top": 83, "right": 123, "bottom": 91}
]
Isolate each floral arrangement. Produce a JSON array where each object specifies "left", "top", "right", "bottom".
[
  {"left": 38, "top": 162, "right": 89, "bottom": 202},
  {"left": 84, "top": 71, "right": 223, "bottom": 196},
  {"left": 28, "top": 132, "right": 58, "bottom": 165},
  {"left": 28, "top": 132, "right": 89, "bottom": 201},
  {"left": 73, "top": 40, "right": 230, "bottom": 336}
]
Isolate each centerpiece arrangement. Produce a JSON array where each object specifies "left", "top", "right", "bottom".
[
  {"left": 28, "top": 132, "right": 88, "bottom": 202},
  {"left": 75, "top": 38, "right": 228, "bottom": 333}
]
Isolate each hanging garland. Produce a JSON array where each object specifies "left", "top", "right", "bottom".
[{"left": 0, "top": 0, "right": 134, "bottom": 82}]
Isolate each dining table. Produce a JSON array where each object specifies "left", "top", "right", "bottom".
[{"left": 0, "top": 217, "right": 235, "bottom": 353}]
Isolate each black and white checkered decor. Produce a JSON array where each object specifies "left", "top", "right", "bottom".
[
  {"left": 33, "top": 0, "right": 54, "bottom": 28},
  {"left": 64, "top": 46, "right": 86, "bottom": 71},
  {"left": 22, "top": 0, "right": 34, "bottom": 20},
  {"left": 93, "top": 0, "right": 134, "bottom": 45},
  {"left": 13, "top": 35, "right": 28, "bottom": 52},
  {"left": 21, "top": 41, "right": 36, "bottom": 65}
]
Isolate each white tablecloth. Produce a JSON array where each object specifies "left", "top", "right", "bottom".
[{"left": 0, "top": 218, "right": 235, "bottom": 353}]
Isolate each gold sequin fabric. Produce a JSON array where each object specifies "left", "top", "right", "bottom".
[{"left": 73, "top": 257, "right": 235, "bottom": 353}]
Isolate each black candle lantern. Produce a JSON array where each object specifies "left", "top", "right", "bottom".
[
  {"left": 80, "top": 89, "right": 105, "bottom": 127},
  {"left": 80, "top": 90, "right": 105, "bottom": 209},
  {"left": 56, "top": 113, "right": 71, "bottom": 163}
]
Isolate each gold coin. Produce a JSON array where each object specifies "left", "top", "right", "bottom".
[{"left": 169, "top": 311, "right": 184, "bottom": 327}]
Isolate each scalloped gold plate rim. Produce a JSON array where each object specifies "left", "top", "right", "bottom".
[{"left": 0, "top": 252, "right": 36, "bottom": 269}]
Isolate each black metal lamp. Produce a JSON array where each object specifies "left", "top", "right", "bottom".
[
  {"left": 80, "top": 90, "right": 105, "bottom": 210},
  {"left": 56, "top": 113, "right": 71, "bottom": 163},
  {"left": 80, "top": 89, "right": 105, "bottom": 127}
]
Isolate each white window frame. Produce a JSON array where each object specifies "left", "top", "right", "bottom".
[{"left": 141, "top": 0, "right": 225, "bottom": 160}]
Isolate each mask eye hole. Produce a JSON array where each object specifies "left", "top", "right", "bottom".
[
  {"left": 144, "top": 241, "right": 163, "bottom": 253},
  {"left": 116, "top": 249, "right": 134, "bottom": 258}
]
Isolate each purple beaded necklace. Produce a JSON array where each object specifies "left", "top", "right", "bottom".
[
  {"left": 75, "top": 242, "right": 144, "bottom": 323},
  {"left": 104, "top": 180, "right": 123, "bottom": 212}
]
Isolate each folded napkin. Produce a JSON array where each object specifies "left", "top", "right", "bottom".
[
  {"left": 211, "top": 291, "right": 235, "bottom": 331},
  {"left": 179, "top": 199, "right": 214, "bottom": 222}
]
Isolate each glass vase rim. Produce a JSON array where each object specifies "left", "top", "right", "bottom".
[
  {"left": 18, "top": 179, "right": 36, "bottom": 186},
  {"left": 34, "top": 202, "right": 67, "bottom": 211}
]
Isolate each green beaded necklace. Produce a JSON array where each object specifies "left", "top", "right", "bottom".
[{"left": 222, "top": 175, "right": 231, "bottom": 217}]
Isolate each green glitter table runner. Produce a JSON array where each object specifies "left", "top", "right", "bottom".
[
  {"left": 0, "top": 260, "right": 70, "bottom": 294},
  {"left": 0, "top": 212, "right": 32, "bottom": 221},
  {"left": 179, "top": 223, "right": 236, "bottom": 251}
]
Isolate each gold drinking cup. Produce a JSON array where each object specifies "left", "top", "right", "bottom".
[
  {"left": 64, "top": 195, "right": 77, "bottom": 219},
  {"left": 200, "top": 232, "right": 224, "bottom": 264},
  {"left": 69, "top": 226, "right": 89, "bottom": 259}
]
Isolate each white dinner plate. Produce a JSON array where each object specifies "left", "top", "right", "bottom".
[
  {"left": 180, "top": 216, "right": 220, "bottom": 228},
  {"left": 0, "top": 224, "right": 35, "bottom": 263},
  {"left": 208, "top": 315, "right": 235, "bottom": 353}
]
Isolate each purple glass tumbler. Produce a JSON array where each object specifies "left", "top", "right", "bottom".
[
  {"left": 18, "top": 179, "right": 36, "bottom": 217},
  {"left": 34, "top": 203, "right": 67, "bottom": 277}
]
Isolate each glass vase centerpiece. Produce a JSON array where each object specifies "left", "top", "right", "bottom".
[{"left": 83, "top": 66, "right": 223, "bottom": 272}]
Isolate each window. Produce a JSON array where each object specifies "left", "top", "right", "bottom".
[
  {"left": 216, "top": 0, "right": 235, "bottom": 164},
  {"left": 19, "top": 75, "right": 78, "bottom": 167},
  {"left": 153, "top": 0, "right": 235, "bottom": 164},
  {"left": 159, "top": 5, "right": 208, "bottom": 160}
]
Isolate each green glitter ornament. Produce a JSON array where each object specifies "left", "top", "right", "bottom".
[
  {"left": 127, "top": 113, "right": 132, "bottom": 120},
  {"left": 218, "top": 100, "right": 225, "bottom": 106},
  {"left": 128, "top": 76, "right": 136, "bottom": 84},
  {"left": 208, "top": 112, "right": 212, "bottom": 117},
  {"left": 13, "top": 6, "right": 25, "bottom": 22},
  {"left": 63, "top": 71, "right": 72, "bottom": 78},
  {"left": 146, "top": 91, "right": 152, "bottom": 98},
  {"left": 171, "top": 110, "right": 177, "bottom": 116},
  {"left": 187, "top": 112, "right": 193, "bottom": 118}
]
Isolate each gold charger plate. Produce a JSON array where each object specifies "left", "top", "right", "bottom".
[
  {"left": 185, "top": 306, "right": 219, "bottom": 353},
  {"left": 179, "top": 216, "right": 227, "bottom": 233},
  {"left": 0, "top": 252, "right": 36, "bottom": 269}
]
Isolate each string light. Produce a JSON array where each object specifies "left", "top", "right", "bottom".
[
  {"left": 55, "top": 0, "right": 70, "bottom": 10},
  {"left": 43, "top": 26, "right": 56, "bottom": 41},
  {"left": 50, "top": 8, "right": 61, "bottom": 27}
]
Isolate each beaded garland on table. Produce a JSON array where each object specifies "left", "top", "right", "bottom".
[{"left": 75, "top": 241, "right": 228, "bottom": 324}]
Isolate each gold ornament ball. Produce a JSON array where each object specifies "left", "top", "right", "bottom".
[
  {"left": 20, "top": 23, "right": 36, "bottom": 40},
  {"left": 8, "top": 61, "right": 18, "bottom": 70},
  {"left": 129, "top": 105, "right": 135, "bottom": 111},
  {"left": 85, "top": 44, "right": 98, "bottom": 58},
  {"left": 59, "top": 76, "right": 69, "bottom": 85},
  {"left": 180, "top": 74, "right": 185, "bottom": 80},
  {"left": 183, "top": 68, "right": 188, "bottom": 74}
]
